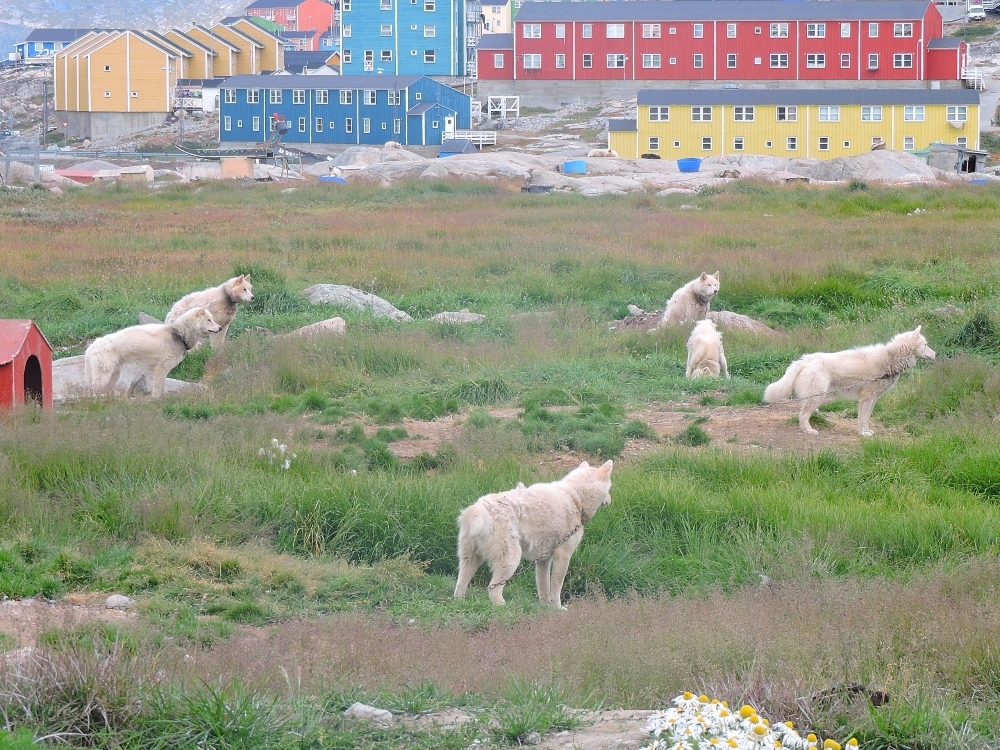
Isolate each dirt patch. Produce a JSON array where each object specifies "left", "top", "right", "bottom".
[{"left": 0, "top": 595, "right": 137, "bottom": 648}]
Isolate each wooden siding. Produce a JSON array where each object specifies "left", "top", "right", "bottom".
[
  {"left": 476, "top": 47, "right": 513, "bottom": 79},
  {"left": 211, "top": 24, "right": 261, "bottom": 74},
  {"left": 164, "top": 30, "right": 216, "bottom": 78},
  {"left": 186, "top": 27, "right": 237, "bottom": 76},
  {"left": 232, "top": 18, "right": 286, "bottom": 71}
]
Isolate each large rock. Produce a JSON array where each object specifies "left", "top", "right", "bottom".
[
  {"left": 344, "top": 702, "right": 394, "bottom": 728},
  {"left": 785, "top": 150, "right": 938, "bottom": 182},
  {"left": 707, "top": 310, "right": 780, "bottom": 336},
  {"left": 52, "top": 355, "right": 206, "bottom": 402},
  {"left": 290, "top": 317, "right": 346, "bottom": 336},
  {"left": 430, "top": 309, "right": 485, "bottom": 324},
  {"left": 301, "top": 284, "right": 413, "bottom": 321}
]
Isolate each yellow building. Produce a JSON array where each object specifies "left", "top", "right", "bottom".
[
  {"left": 185, "top": 25, "right": 240, "bottom": 77},
  {"left": 610, "top": 89, "right": 980, "bottom": 160},
  {"left": 229, "top": 18, "right": 285, "bottom": 72},
  {"left": 209, "top": 23, "right": 264, "bottom": 75},
  {"left": 162, "top": 29, "right": 218, "bottom": 79}
]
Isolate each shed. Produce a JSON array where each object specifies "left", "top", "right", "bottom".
[
  {"left": 923, "top": 142, "right": 988, "bottom": 173},
  {"left": 0, "top": 320, "right": 53, "bottom": 411},
  {"left": 439, "top": 138, "right": 477, "bottom": 157}
]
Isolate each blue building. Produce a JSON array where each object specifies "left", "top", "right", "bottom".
[
  {"left": 219, "top": 74, "right": 470, "bottom": 145},
  {"left": 338, "top": 0, "right": 482, "bottom": 77},
  {"left": 15, "top": 29, "right": 92, "bottom": 62}
]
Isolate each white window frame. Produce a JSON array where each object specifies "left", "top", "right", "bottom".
[
  {"left": 293, "top": 89, "right": 305, "bottom": 105},
  {"left": 806, "top": 23, "right": 825, "bottom": 38},
  {"left": 555, "top": 53, "right": 566, "bottom": 68},
  {"left": 315, "top": 90, "right": 328, "bottom": 105},
  {"left": 364, "top": 89, "right": 376, "bottom": 105},
  {"left": 343, "top": 50, "right": 352, "bottom": 63},
  {"left": 733, "top": 106, "right": 754, "bottom": 122},
  {"left": 224, "top": 89, "right": 236, "bottom": 104},
  {"left": 786, "top": 136, "right": 797, "bottom": 151},
  {"left": 770, "top": 23, "right": 788, "bottom": 38},
  {"left": 727, "top": 23, "right": 737, "bottom": 38},
  {"left": 904, "top": 105, "right": 925, "bottom": 122},
  {"left": 894, "top": 53, "right": 913, "bottom": 68},
  {"left": 494, "top": 53, "right": 504, "bottom": 68},
  {"left": 701, "top": 136, "right": 712, "bottom": 151},
  {"left": 555, "top": 24, "right": 565, "bottom": 39},
  {"left": 770, "top": 53, "right": 788, "bottom": 68},
  {"left": 861, "top": 106, "right": 883, "bottom": 122},
  {"left": 394, "top": 119, "right": 401, "bottom": 134},
  {"left": 269, "top": 90, "right": 282, "bottom": 104},
  {"left": 806, "top": 53, "right": 825, "bottom": 68},
  {"left": 298, "top": 117, "right": 306, "bottom": 133},
  {"left": 727, "top": 53, "right": 737, "bottom": 68},
  {"left": 693, "top": 53, "right": 704, "bottom": 68},
  {"left": 868, "top": 53, "right": 879, "bottom": 69},
  {"left": 247, "top": 89, "right": 260, "bottom": 104},
  {"left": 523, "top": 24, "right": 541, "bottom": 39},
  {"left": 957, "top": 136, "right": 968, "bottom": 148},
  {"left": 582, "top": 24, "right": 592, "bottom": 38},
  {"left": 733, "top": 136, "right": 744, "bottom": 151},
  {"left": 388, "top": 90, "right": 400, "bottom": 105},
  {"left": 606, "top": 53, "right": 626, "bottom": 68},
  {"left": 869, "top": 23, "right": 879, "bottom": 37},
  {"left": 841, "top": 53, "right": 851, "bottom": 68},
  {"left": 648, "top": 136, "right": 660, "bottom": 151},
  {"left": 818, "top": 136, "right": 830, "bottom": 151},
  {"left": 315, "top": 117, "right": 323, "bottom": 132},
  {"left": 648, "top": 105, "right": 669, "bottom": 122},
  {"left": 340, "top": 89, "right": 353, "bottom": 105},
  {"left": 642, "top": 23, "right": 661, "bottom": 39},
  {"left": 424, "top": 0, "right": 434, "bottom": 9},
  {"left": 380, "top": 24, "right": 392, "bottom": 36},
  {"left": 776, "top": 106, "right": 797, "bottom": 122},
  {"left": 343, "top": 24, "right": 352, "bottom": 37},
  {"left": 818, "top": 106, "right": 840, "bottom": 123},
  {"left": 607, "top": 23, "right": 625, "bottom": 39},
  {"left": 223, "top": 116, "right": 231, "bottom": 131},
  {"left": 424, "top": 49, "right": 435, "bottom": 63},
  {"left": 582, "top": 53, "right": 592, "bottom": 68},
  {"left": 345, "top": 118, "right": 353, "bottom": 133},
  {"left": 947, "top": 106, "right": 968, "bottom": 122},
  {"left": 363, "top": 117, "right": 371, "bottom": 134},
  {"left": 424, "top": 24, "right": 436, "bottom": 37},
  {"left": 381, "top": 49, "right": 392, "bottom": 61},
  {"left": 523, "top": 53, "right": 541, "bottom": 69},
  {"left": 894, "top": 22, "right": 913, "bottom": 37},
  {"left": 903, "top": 136, "right": 915, "bottom": 151},
  {"left": 693, "top": 23, "right": 703, "bottom": 38},
  {"left": 642, "top": 53, "right": 661, "bottom": 69},
  {"left": 669, "top": 57, "right": 676, "bottom": 65},
  {"left": 841, "top": 22, "right": 851, "bottom": 38},
  {"left": 252, "top": 116, "right": 260, "bottom": 131},
  {"left": 691, "top": 106, "right": 712, "bottom": 122},
  {"left": 381, "top": 0, "right": 391, "bottom": 8}
]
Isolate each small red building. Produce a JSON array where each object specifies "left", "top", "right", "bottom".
[
  {"left": 245, "top": 0, "right": 336, "bottom": 41},
  {"left": 477, "top": 33, "right": 514, "bottom": 79},
  {"left": 0, "top": 320, "right": 53, "bottom": 411}
]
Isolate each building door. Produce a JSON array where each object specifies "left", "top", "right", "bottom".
[
  {"left": 444, "top": 116, "right": 455, "bottom": 134},
  {"left": 23, "top": 355, "right": 42, "bottom": 405}
]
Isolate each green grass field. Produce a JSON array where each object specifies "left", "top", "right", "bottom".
[{"left": 2, "top": 179, "right": 1000, "bottom": 747}]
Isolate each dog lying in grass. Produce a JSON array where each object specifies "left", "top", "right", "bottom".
[
  {"left": 686, "top": 319, "right": 729, "bottom": 379},
  {"left": 764, "top": 326, "right": 936, "bottom": 436},
  {"left": 165, "top": 274, "right": 254, "bottom": 350},
  {"left": 454, "top": 460, "right": 613, "bottom": 608},
  {"left": 85, "top": 307, "right": 221, "bottom": 397}
]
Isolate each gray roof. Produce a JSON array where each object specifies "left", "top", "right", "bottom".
[
  {"left": 477, "top": 33, "right": 513, "bottom": 50},
  {"left": 440, "top": 138, "right": 476, "bottom": 152},
  {"left": 637, "top": 88, "right": 980, "bottom": 106},
  {"left": 608, "top": 118, "right": 637, "bottom": 132},
  {"left": 516, "top": 1, "right": 934, "bottom": 23},
  {"left": 928, "top": 37, "right": 963, "bottom": 49},
  {"left": 281, "top": 30, "right": 316, "bottom": 38},
  {"left": 24, "top": 28, "right": 93, "bottom": 43},
  {"left": 407, "top": 102, "right": 436, "bottom": 114},
  {"left": 224, "top": 73, "right": 422, "bottom": 89},
  {"left": 247, "top": 0, "right": 311, "bottom": 8}
]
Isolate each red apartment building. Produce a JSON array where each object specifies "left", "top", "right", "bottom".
[
  {"left": 477, "top": 0, "right": 966, "bottom": 83},
  {"left": 245, "top": 0, "right": 336, "bottom": 50}
]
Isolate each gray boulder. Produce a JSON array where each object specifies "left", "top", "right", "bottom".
[
  {"left": 344, "top": 702, "right": 394, "bottom": 728},
  {"left": 429, "top": 309, "right": 485, "bottom": 324},
  {"left": 301, "top": 284, "right": 413, "bottom": 321}
]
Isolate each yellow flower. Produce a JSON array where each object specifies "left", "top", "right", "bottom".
[
  {"left": 784, "top": 722, "right": 794, "bottom": 729},
  {"left": 762, "top": 719, "right": 770, "bottom": 727},
  {"left": 684, "top": 692, "right": 694, "bottom": 700},
  {"left": 712, "top": 699, "right": 721, "bottom": 705},
  {"left": 740, "top": 705, "right": 756, "bottom": 719},
  {"left": 847, "top": 741, "right": 858, "bottom": 748},
  {"left": 728, "top": 740, "right": 739, "bottom": 748},
  {"left": 824, "top": 740, "right": 841, "bottom": 750},
  {"left": 753, "top": 725, "right": 768, "bottom": 737},
  {"left": 720, "top": 709, "right": 730, "bottom": 717},
  {"left": 807, "top": 734, "right": 817, "bottom": 744},
  {"left": 722, "top": 701, "right": 730, "bottom": 707},
  {"left": 699, "top": 694, "right": 710, "bottom": 703}
]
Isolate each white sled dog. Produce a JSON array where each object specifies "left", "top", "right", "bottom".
[
  {"left": 660, "top": 272, "right": 720, "bottom": 326},
  {"left": 763, "top": 326, "right": 936, "bottom": 436},
  {"left": 85, "top": 307, "right": 221, "bottom": 397},
  {"left": 454, "top": 460, "right": 614, "bottom": 608},
  {"left": 165, "top": 275, "right": 254, "bottom": 350},
  {"left": 686, "top": 319, "right": 729, "bottom": 379}
]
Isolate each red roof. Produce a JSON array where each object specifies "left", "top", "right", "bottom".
[{"left": 0, "top": 320, "right": 51, "bottom": 366}]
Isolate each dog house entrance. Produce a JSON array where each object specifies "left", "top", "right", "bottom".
[{"left": 23, "top": 354, "right": 42, "bottom": 405}]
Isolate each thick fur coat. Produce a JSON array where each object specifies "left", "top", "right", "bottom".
[
  {"left": 763, "top": 326, "right": 936, "bottom": 436},
  {"left": 686, "top": 319, "right": 729, "bottom": 379},
  {"left": 165, "top": 275, "right": 254, "bottom": 350},
  {"left": 660, "top": 272, "right": 720, "bottom": 326},
  {"left": 454, "top": 460, "right": 614, "bottom": 608},
  {"left": 85, "top": 307, "right": 221, "bottom": 397}
]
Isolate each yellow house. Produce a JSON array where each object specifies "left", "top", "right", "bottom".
[
  {"left": 186, "top": 25, "right": 240, "bottom": 77},
  {"left": 230, "top": 17, "right": 285, "bottom": 72},
  {"left": 210, "top": 23, "right": 264, "bottom": 75},
  {"left": 163, "top": 29, "right": 218, "bottom": 79},
  {"left": 610, "top": 89, "right": 980, "bottom": 160},
  {"left": 143, "top": 30, "right": 194, "bottom": 79}
]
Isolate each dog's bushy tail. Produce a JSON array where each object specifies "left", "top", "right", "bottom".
[
  {"left": 457, "top": 504, "right": 493, "bottom": 558},
  {"left": 764, "top": 359, "right": 805, "bottom": 403}
]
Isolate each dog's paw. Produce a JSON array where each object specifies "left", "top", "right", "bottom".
[
  {"left": 860, "top": 429, "right": 874, "bottom": 437},
  {"left": 803, "top": 427, "right": 819, "bottom": 436},
  {"left": 558, "top": 605, "right": 568, "bottom": 611}
]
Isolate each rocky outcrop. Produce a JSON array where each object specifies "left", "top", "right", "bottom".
[
  {"left": 430, "top": 309, "right": 485, "bottom": 324},
  {"left": 301, "top": 284, "right": 413, "bottom": 321}
]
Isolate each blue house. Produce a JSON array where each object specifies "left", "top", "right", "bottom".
[
  {"left": 15, "top": 29, "right": 92, "bottom": 62},
  {"left": 219, "top": 74, "right": 470, "bottom": 145},
  {"left": 338, "top": 0, "right": 482, "bottom": 76}
]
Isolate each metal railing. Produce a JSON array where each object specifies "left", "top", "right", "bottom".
[{"left": 442, "top": 130, "right": 496, "bottom": 146}]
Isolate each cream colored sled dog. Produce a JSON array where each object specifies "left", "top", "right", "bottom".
[
  {"left": 85, "top": 307, "right": 221, "bottom": 397},
  {"left": 686, "top": 319, "right": 729, "bottom": 379},
  {"left": 660, "top": 272, "right": 720, "bottom": 326},
  {"left": 165, "top": 275, "right": 254, "bottom": 350},
  {"left": 763, "top": 326, "right": 935, "bottom": 436},
  {"left": 454, "top": 460, "right": 614, "bottom": 608}
]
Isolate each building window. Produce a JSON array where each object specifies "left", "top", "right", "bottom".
[
  {"left": 894, "top": 22, "right": 913, "bottom": 37},
  {"left": 692, "top": 106, "right": 712, "bottom": 122},
  {"left": 693, "top": 53, "right": 703, "bottom": 68},
  {"left": 727, "top": 53, "right": 737, "bottom": 68},
  {"left": 806, "top": 53, "right": 825, "bottom": 68},
  {"left": 556, "top": 24, "right": 565, "bottom": 38},
  {"left": 786, "top": 136, "right": 797, "bottom": 151},
  {"left": 582, "top": 24, "right": 592, "bottom": 38},
  {"left": 523, "top": 24, "right": 540, "bottom": 38},
  {"left": 431, "top": 120, "right": 439, "bottom": 128},
  {"left": 733, "top": 136, "right": 744, "bottom": 151},
  {"left": 363, "top": 118, "right": 371, "bottom": 133},
  {"left": 494, "top": 53, "right": 504, "bottom": 68},
  {"left": 957, "top": 136, "right": 968, "bottom": 147},
  {"left": 649, "top": 106, "right": 669, "bottom": 122},
  {"left": 818, "top": 106, "right": 839, "bottom": 122},
  {"left": 733, "top": 106, "right": 753, "bottom": 122},
  {"left": 841, "top": 22, "right": 851, "bottom": 38},
  {"left": 248, "top": 89, "right": 260, "bottom": 103},
  {"left": 394, "top": 118, "right": 401, "bottom": 134},
  {"left": 340, "top": 89, "right": 352, "bottom": 105},
  {"left": 381, "top": 0, "right": 391, "bottom": 8},
  {"left": 776, "top": 106, "right": 797, "bottom": 122},
  {"left": 947, "top": 106, "right": 968, "bottom": 122},
  {"left": 315, "top": 117, "right": 323, "bottom": 132},
  {"left": 869, "top": 22, "right": 878, "bottom": 37},
  {"left": 861, "top": 106, "right": 882, "bottom": 122},
  {"left": 643, "top": 54, "right": 660, "bottom": 68},
  {"left": 224, "top": 116, "right": 231, "bottom": 131},
  {"left": 669, "top": 27, "right": 676, "bottom": 35},
  {"left": 381, "top": 24, "right": 392, "bottom": 36},
  {"left": 701, "top": 136, "right": 712, "bottom": 151},
  {"left": 329, "top": 121, "right": 336, "bottom": 129},
  {"left": 754, "top": 57, "right": 762, "bottom": 64},
  {"left": 582, "top": 53, "right": 592, "bottom": 68},
  {"left": 343, "top": 24, "right": 352, "bottom": 36},
  {"left": 424, "top": 24, "right": 436, "bottom": 37},
  {"left": 523, "top": 53, "right": 541, "bottom": 69},
  {"left": 818, "top": 136, "right": 830, "bottom": 151},
  {"left": 765, "top": 140, "right": 772, "bottom": 148},
  {"left": 388, "top": 90, "right": 400, "bottom": 105},
  {"left": 806, "top": 23, "right": 825, "bottom": 38},
  {"left": 364, "top": 90, "right": 376, "bottom": 105},
  {"left": 755, "top": 26, "right": 762, "bottom": 35},
  {"left": 674, "top": 140, "right": 681, "bottom": 147},
  {"left": 410, "top": 49, "right": 417, "bottom": 56},
  {"left": 843, "top": 141, "right": 851, "bottom": 148},
  {"left": 225, "top": 89, "right": 236, "bottom": 103},
  {"left": 315, "top": 90, "right": 328, "bottom": 104},
  {"left": 903, "top": 136, "right": 915, "bottom": 150},
  {"left": 555, "top": 53, "right": 566, "bottom": 68},
  {"left": 904, "top": 105, "right": 925, "bottom": 122},
  {"left": 607, "top": 54, "right": 626, "bottom": 68},
  {"left": 770, "top": 53, "right": 788, "bottom": 68},
  {"left": 343, "top": 50, "right": 352, "bottom": 63},
  {"left": 648, "top": 136, "right": 659, "bottom": 151},
  {"left": 868, "top": 53, "right": 879, "bottom": 69},
  {"left": 270, "top": 90, "right": 282, "bottom": 104},
  {"left": 894, "top": 53, "right": 913, "bottom": 68},
  {"left": 104, "top": 65, "right": 111, "bottom": 71},
  {"left": 252, "top": 116, "right": 260, "bottom": 131},
  {"left": 607, "top": 23, "right": 625, "bottom": 38},
  {"left": 693, "top": 23, "right": 703, "bottom": 38},
  {"left": 642, "top": 23, "right": 661, "bottom": 38},
  {"left": 770, "top": 23, "right": 788, "bottom": 38},
  {"left": 382, "top": 49, "right": 393, "bottom": 61},
  {"left": 669, "top": 57, "right": 676, "bottom": 65},
  {"left": 343, "top": 0, "right": 351, "bottom": 10},
  {"left": 382, "top": 122, "right": 387, "bottom": 130},
  {"left": 424, "top": 49, "right": 435, "bottom": 63},
  {"left": 424, "top": 0, "right": 434, "bottom": 9},
  {"left": 841, "top": 53, "right": 851, "bottom": 68},
  {"left": 345, "top": 118, "right": 353, "bottom": 132},
  {"left": 298, "top": 117, "right": 306, "bottom": 132},
  {"left": 293, "top": 89, "right": 305, "bottom": 104}
]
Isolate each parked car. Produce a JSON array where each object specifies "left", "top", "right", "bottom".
[
  {"left": 968, "top": 5, "right": 987, "bottom": 20},
  {"left": 0, "top": 129, "right": 20, "bottom": 139}
]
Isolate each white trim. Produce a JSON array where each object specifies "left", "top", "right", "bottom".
[{"left": 126, "top": 33, "right": 131, "bottom": 112}]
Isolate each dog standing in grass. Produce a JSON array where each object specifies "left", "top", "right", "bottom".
[
  {"left": 165, "top": 275, "right": 254, "bottom": 350},
  {"left": 660, "top": 272, "right": 720, "bottom": 327},
  {"left": 764, "top": 326, "right": 935, "bottom": 436},
  {"left": 454, "top": 460, "right": 613, "bottom": 608},
  {"left": 85, "top": 307, "right": 221, "bottom": 397},
  {"left": 686, "top": 319, "right": 729, "bottom": 379}
]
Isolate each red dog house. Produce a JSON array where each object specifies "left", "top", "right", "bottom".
[{"left": 0, "top": 320, "right": 53, "bottom": 411}]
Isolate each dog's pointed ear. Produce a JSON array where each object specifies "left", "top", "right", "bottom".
[
  {"left": 914, "top": 324, "right": 921, "bottom": 334},
  {"left": 597, "top": 460, "right": 613, "bottom": 479},
  {"left": 699, "top": 272, "right": 708, "bottom": 280},
  {"left": 713, "top": 271, "right": 720, "bottom": 280},
  {"left": 579, "top": 460, "right": 590, "bottom": 470}
]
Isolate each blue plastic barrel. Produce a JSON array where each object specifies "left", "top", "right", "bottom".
[
  {"left": 562, "top": 159, "right": 587, "bottom": 174},
  {"left": 318, "top": 175, "right": 347, "bottom": 184},
  {"left": 677, "top": 158, "right": 702, "bottom": 173}
]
